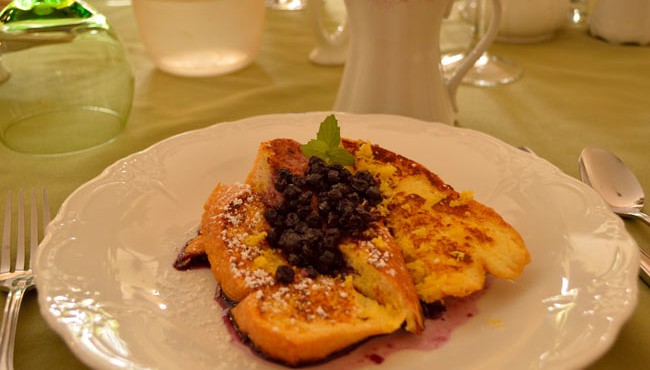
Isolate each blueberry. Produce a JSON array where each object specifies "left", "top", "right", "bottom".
[
  {"left": 285, "top": 212, "right": 300, "bottom": 228},
  {"left": 308, "top": 156, "right": 326, "bottom": 170},
  {"left": 327, "top": 188, "right": 343, "bottom": 201},
  {"left": 319, "top": 250, "right": 336, "bottom": 266},
  {"left": 288, "top": 253, "right": 301, "bottom": 265},
  {"left": 303, "top": 227, "right": 322, "bottom": 242},
  {"left": 296, "top": 206, "right": 311, "bottom": 218},
  {"left": 336, "top": 199, "right": 354, "bottom": 214},
  {"left": 306, "top": 212, "right": 321, "bottom": 227},
  {"left": 264, "top": 207, "right": 279, "bottom": 224},
  {"left": 279, "top": 230, "right": 301, "bottom": 250},
  {"left": 346, "top": 192, "right": 361, "bottom": 205},
  {"left": 276, "top": 265, "right": 295, "bottom": 284},
  {"left": 331, "top": 183, "right": 351, "bottom": 196},
  {"left": 275, "top": 169, "right": 293, "bottom": 191},
  {"left": 304, "top": 266, "right": 319, "bottom": 278},
  {"left": 348, "top": 214, "right": 363, "bottom": 228},
  {"left": 298, "top": 191, "right": 313, "bottom": 205},
  {"left": 365, "top": 186, "right": 382, "bottom": 204},
  {"left": 318, "top": 200, "right": 330, "bottom": 215},
  {"left": 283, "top": 184, "right": 301, "bottom": 200},
  {"left": 295, "top": 222, "right": 309, "bottom": 234},
  {"left": 306, "top": 173, "right": 324, "bottom": 189},
  {"left": 326, "top": 212, "right": 339, "bottom": 226},
  {"left": 292, "top": 176, "right": 306, "bottom": 188},
  {"left": 327, "top": 169, "right": 340, "bottom": 184},
  {"left": 325, "top": 228, "right": 341, "bottom": 239},
  {"left": 266, "top": 228, "right": 279, "bottom": 244},
  {"left": 323, "top": 235, "right": 338, "bottom": 249}
]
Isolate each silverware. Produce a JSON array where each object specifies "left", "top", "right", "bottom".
[
  {"left": 517, "top": 145, "right": 536, "bottom": 155},
  {"left": 0, "top": 189, "right": 50, "bottom": 370},
  {"left": 578, "top": 147, "right": 650, "bottom": 285}
]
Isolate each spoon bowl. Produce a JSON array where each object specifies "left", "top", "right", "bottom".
[
  {"left": 579, "top": 147, "right": 650, "bottom": 285},
  {"left": 579, "top": 147, "right": 650, "bottom": 225}
]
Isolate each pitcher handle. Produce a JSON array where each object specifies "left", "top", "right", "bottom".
[
  {"left": 308, "top": 0, "right": 349, "bottom": 66},
  {"left": 446, "top": 0, "right": 502, "bottom": 110}
]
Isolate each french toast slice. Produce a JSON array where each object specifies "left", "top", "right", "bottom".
[
  {"left": 244, "top": 138, "right": 423, "bottom": 332},
  {"left": 246, "top": 138, "right": 309, "bottom": 208},
  {"left": 200, "top": 183, "right": 280, "bottom": 302},
  {"left": 232, "top": 274, "right": 404, "bottom": 366},
  {"left": 337, "top": 225, "right": 423, "bottom": 333},
  {"left": 342, "top": 139, "right": 531, "bottom": 303},
  {"left": 173, "top": 233, "right": 209, "bottom": 270},
  {"left": 198, "top": 173, "right": 422, "bottom": 365}
]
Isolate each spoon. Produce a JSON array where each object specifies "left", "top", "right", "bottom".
[{"left": 579, "top": 147, "right": 650, "bottom": 285}]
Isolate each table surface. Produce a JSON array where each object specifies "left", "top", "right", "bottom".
[{"left": 1, "top": 2, "right": 649, "bottom": 369}]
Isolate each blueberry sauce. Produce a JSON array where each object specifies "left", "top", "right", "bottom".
[
  {"left": 333, "top": 288, "right": 487, "bottom": 368},
  {"left": 215, "top": 282, "right": 487, "bottom": 368}
]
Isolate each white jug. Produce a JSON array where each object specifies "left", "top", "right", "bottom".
[{"left": 310, "top": 0, "right": 502, "bottom": 125}]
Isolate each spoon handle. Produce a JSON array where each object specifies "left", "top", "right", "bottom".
[
  {"left": 633, "top": 212, "right": 650, "bottom": 227},
  {"left": 640, "top": 248, "right": 650, "bottom": 287},
  {"left": 628, "top": 212, "right": 650, "bottom": 285}
]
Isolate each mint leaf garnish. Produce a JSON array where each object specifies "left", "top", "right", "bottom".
[
  {"left": 300, "top": 114, "right": 355, "bottom": 166},
  {"left": 326, "top": 147, "right": 355, "bottom": 166},
  {"left": 316, "top": 114, "right": 341, "bottom": 147},
  {"left": 300, "top": 139, "right": 329, "bottom": 158}
]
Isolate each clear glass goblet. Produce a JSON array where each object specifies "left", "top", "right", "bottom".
[
  {"left": 0, "top": 0, "right": 133, "bottom": 155},
  {"left": 568, "top": 0, "right": 589, "bottom": 25},
  {"left": 442, "top": 0, "right": 522, "bottom": 87}
]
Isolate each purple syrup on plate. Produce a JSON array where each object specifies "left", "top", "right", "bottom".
[
  {"left": 327, "top": 288, "right": 486, "bottom": 369},
  {"left": 214, "top": 282, "right": 486, "bottom": 368},
  {"left": 365, "top": 353, "right": 385, "bottom": 364}
]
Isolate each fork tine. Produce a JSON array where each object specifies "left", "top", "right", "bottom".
[
  {"left": 1, "top": 191, "right": 10, "bottom": 274},
  {"left": 15, "top": 190, "right": 25, "bottom": 272},
  {"left": 41, "top": 188, "right": 50, "bottom": 228},
  {"left": 29, "top": 189, "right": 38, "bottom": 271},
  {"left": 30, "top": 188, "right": 50, "bottom": 269}
]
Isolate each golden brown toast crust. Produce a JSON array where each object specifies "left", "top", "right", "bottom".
[
  {"left": 232, "top": 274, "right": 402, "bottom": 366},
  {"left": 245, "top": 138, "right": 308, "bottom": 208},
  {"left": 173, "top": 233, "right": 208, "bottom": 270},
  {"left": 201, "top": 183, "right": 277, "bottom": 302},
  {"left": 342, "top": 139, "right": 530, "bottom": 303},
  {"left": 339, "top": 224, "right": 423, "bottom": 333}
]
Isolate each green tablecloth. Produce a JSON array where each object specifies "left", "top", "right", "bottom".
[{"left": 1, "top": 2, "right": 649, "bottom": 369}]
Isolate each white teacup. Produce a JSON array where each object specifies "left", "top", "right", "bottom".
[
  {"left": 496, "top": 0, "right": 569, "bottom": 43},
  {"left": 590, "top": 0, "right": 650, "bottom": 45}
]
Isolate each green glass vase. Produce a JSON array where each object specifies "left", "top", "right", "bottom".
[{"left": 0, "top": 0, "right": 134, "bottom": 155}]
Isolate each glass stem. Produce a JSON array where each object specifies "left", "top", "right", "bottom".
[{"left": 472, "top": 0, "right": 488, "bottom": 47}]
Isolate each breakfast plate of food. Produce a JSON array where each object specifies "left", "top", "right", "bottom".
[{"left": 34, "top": 112, "right": 639, "bottom": 369}]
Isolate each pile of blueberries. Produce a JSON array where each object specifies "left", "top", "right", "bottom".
[{"left": 265, "top": 156, "right": 383, "bottom": 283}]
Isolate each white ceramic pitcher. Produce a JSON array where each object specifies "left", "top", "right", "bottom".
[{"left": 311, "top": 0, "right": 502, "bottom": 125}]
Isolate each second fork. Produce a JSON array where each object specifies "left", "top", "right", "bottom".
[{"left": 0, "top": 189, "right": 50, "bottom": 370}]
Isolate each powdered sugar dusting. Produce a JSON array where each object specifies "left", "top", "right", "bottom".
[{"left": 213, "top": 184, "right": 276, "bottom": 290}]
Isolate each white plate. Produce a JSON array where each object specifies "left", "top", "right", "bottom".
[{"left": 35, "top": 112, "right": 639, "bottom": 370}]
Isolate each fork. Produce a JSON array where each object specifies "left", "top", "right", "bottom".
[{"left": 0, "top": 189, "right": 50, "bottom": 370}]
